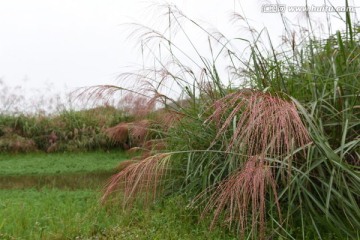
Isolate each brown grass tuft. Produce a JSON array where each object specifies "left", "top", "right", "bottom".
[
  {"left": 201, "top": 155, "right": 280, "bottom": 240},
  {"left": 199, "top": 90, "right": 309, "bottom": 238},
  {"left": 128, "top": 120, "right": 151, "bottom": 147},
  {"left": 105, "top": 123, "right": 129, "bottom": 146},
  {"left": 208, "top": 90, "right": 310, "bottom": 162},
  {"left": 101, "top": 153, "right": 171, "bottom": 208},
  {"left": 105, "top": 120, "right": 152, "bottom": 149}
]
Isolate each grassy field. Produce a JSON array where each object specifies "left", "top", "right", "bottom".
[
  {"left": 0, "top": 151, "right": 125, "bottom": 175},
  {"left": 0, "top": 151, "right": 236, "bottom": 239}
]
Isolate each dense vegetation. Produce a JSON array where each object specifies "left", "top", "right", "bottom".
[
  {"left": 97, "top": 3, "right": 360, "bottom": 240},
  {"left": 0, "top": 106, "right": 131, "bottom": 153},
  {"left": 1, "top": 1, "right": 359, "bottom": 239}
]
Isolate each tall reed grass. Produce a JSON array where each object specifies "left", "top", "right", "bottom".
[{"left": 101, "top": 2, "right": 360, "bottom": 239}]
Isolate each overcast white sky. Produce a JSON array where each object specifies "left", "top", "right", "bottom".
[{"left": 0, "top": 0, "right": 357, "bottom": 111}]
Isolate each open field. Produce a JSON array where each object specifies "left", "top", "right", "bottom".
[{"left": 0, "top": 151, "right": 236, "bottom": 239}]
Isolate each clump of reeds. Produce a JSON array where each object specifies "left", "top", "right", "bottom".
[
  {"left": 208, "top": 90, "right": 310, "bottom": 158},
  {"left": 202, "top": 155, "right": 279, "bottom": 240},
  {"left": 196, "top": 90, "right": 310, "bottom": 239},
  {"left": 98, "top": 2, "right": 360, "bottom": 239}
]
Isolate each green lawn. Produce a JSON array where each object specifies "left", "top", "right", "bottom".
[
  {"left": 0, "top": 189, "right": 108, "bottom": 239},
  {"left": 0, "top": 151, "right": 236, "bottom": 240},
  {"left": 0, "top": 151, "right": 126, "bottom": 175},
  {"left": 0, "top": 189, "right": 235, "bottom": 240}
]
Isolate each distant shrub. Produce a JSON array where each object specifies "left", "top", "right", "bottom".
[
  {"left": 0, "top": 105, "right": 131, "bottom": 153},
  {"left": 0, "top": 133, "right": 37, "bottom": 153}
]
